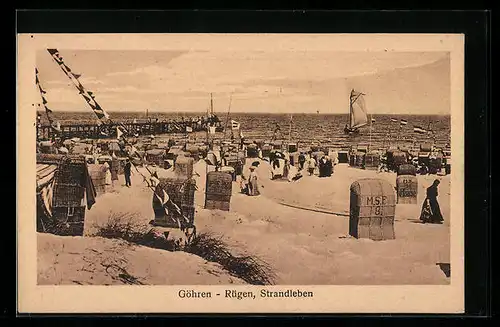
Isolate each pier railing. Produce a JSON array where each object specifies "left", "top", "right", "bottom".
[{"left": 37, "top": 120, "right": 223, "bottom": 140}]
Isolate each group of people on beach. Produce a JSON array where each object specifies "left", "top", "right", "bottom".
[{"left": 298, "top": 152, "right": 337, "bottom": 177}]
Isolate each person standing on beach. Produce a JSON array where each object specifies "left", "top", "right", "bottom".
[
  {"left": 307, "top": 155, "right": 317, "bottom": 176},
  {"left": 103, "top": 161, "right": 112, "bottom": 188},
  {"left": 247, "top": 166, "right": 260, "bottom": 196},
  {"left": 111, "top": 155, "right": 119, "bottom": 187},
  {"left": 124, "top": 158, "right": 132, "bottom": 187},
  {"left": 420, "top": 179, "right": 444, "bottom": 224},
  {"left": 298, "top": 152, "right": 306, "bottom": 171}
]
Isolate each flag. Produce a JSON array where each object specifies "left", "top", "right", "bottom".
[
  {"left": 231, "top": 120, "right": 240, "bottom": 130},
  {"left": 391, "top": 118, "right": 398, "bottom": 123},
  {"left": 413, "top": 126, "right": 427, "bottom": 134},
  {"left": 52, "top": 121, "right": 61, "bottom": 132},
  {"left": 186, "top": 126, "right": 193, "bottom": 133},
  {"left": 208, "top": 126, "right": 216, "bottom": 135},
  {"left": 117, "top": 126, "right": 123, "bottom": 139},
  {"left": 400, "top": 119, "right": 408, "bottom": 126}
]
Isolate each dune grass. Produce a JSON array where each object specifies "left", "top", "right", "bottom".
[
  {"left": 92, "top": 212, "right": 276, "bottom": 285},
  {"left": 185, "top": 232, "right": 276, "bottom": 285}
]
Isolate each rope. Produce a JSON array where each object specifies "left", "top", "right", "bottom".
[{"left": 277, "top": 201, "right": 350, "bottom": 217}]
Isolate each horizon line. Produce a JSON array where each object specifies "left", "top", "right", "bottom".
[{"left": 37, "top": 110, "right": 450, "bottom": 116}]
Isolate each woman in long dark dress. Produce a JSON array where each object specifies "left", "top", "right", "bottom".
[{"left": 420, "top": 179, "right": 444, "bottom": 224}]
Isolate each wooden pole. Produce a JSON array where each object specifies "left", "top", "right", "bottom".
[
  {"left": 369, "top": 114, "right": 372, "bottom": 151},
  {"left": 223, "top": 94, "right": 232, "bottom": 141}
]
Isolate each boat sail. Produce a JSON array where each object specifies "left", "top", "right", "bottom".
[{"left": 344, "top": 89, "right": 368, "bottom": 134}]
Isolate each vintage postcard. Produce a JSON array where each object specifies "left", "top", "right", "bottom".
[{"left": 17, "top": 33, "right": 464, "bottom": 314}]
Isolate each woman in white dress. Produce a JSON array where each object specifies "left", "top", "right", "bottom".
[{"left": 103, "top": 162, "right": 112, "bottom": 186}]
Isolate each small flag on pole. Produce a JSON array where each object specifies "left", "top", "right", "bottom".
[
  {"left": 400, "top": 119, "right": 408, "bottom": 126},
  {"left": 231, "top": 120, "right": 240, "bottom": 130},
  {"left": 413, "top": 126, "right": 427, "bottom": 134},
  {"left": 391, "top": 118, "right": 398, "bottom": 123}
]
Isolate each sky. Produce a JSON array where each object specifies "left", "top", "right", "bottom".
[{"left": 36, "top": 49, "right": 450, "bottom": 115}]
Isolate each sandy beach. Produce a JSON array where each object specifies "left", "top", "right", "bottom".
[{"left": 38, "top": 159, "right": 450, "bottom": 285}]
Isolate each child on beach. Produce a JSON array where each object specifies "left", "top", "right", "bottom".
[{"left": 307, "top": 156, "right": 317, "bottom": 176}]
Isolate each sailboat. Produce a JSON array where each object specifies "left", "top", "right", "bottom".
[{"left": 344, "top": 89, "right": 368, "bottom": 135}]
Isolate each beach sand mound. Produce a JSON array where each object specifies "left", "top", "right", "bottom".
[
  {"left": 37, "top": 232, "right": 246, "bottom": 285},
  {"left": 43, "top": 158, "right": 450, "bottom": 285}
]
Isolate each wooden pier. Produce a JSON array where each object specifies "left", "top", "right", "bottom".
[{"left": 37, "top": 120, "right": 224, "bottom": 140}]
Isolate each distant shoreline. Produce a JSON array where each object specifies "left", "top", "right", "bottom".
[{"left": 37, "top": 110, "right": 451, "bottom": 117}]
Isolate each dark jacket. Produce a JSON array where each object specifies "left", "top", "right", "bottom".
[{"left": 124, "top": 162, "right": 132, "bottom": 175}]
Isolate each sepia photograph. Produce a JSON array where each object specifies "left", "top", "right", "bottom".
[{"left": 17, "top": 33, "right": 465, "bottom": 313}]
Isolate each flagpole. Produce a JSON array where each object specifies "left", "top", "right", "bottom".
[
  {"left": 369, "top": 114, "right": 372, "bottom": 152},
  {"left": 223, "top": 93, "right": 232, "bottom": 141}
]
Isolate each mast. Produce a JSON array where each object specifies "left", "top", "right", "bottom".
[
  {"left": 210, "top": 93, "right": 214, "bottom": 116},
  {"left": 349, "top": 89, "right": 353, "bottom": 129},
  {"left": 369, "top": 113, "right": 372, "bottom": 151},
  {"left": 223, "top": 94, "right": 232, "bottom": 140},
  {"left": 288, "top": 114, "right": 293, "bottom": 144},
  {"left": 210, "top": 93, "right": 213, "bottom": 116}
]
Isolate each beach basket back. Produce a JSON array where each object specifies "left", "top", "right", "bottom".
[
  {"left": 52, "top": 184, "right": 85, "bottom": 208},
  {"left": 225, "top": 156, "right": 242, "bottom": 176},
  {"left": 397, "top": 164, "right": 417, "bottom": 176},
  {"left": 364, "top": 152, "right": 380, "bottom": 170},
  {"left": 355, "top": 152, "right": 366, "bottom": 167},
  {"left": 418, "top": 152, "right": 431, "bottom": 167},
  {"left": 174, "top": 156, "right": 194, "bottom": 178},
  {"left": 54, "top": 158, "right": 86, "bottom": 186},
  {"left": 198, "top": 145, "right": 209, "bottom": 158},
  {"left": 287, "top": 143, "right": 298, "bottom": 153},
  {"left": 272, "top": 141, "right": 283, "bottom": 150},
  {"left": 87, "top": 164, "right": 107, "bottom": 195},
  {"left": 237, "top": 151, "right": 246, "bottom": 166},
  {"left": 349, "top": 178, "right": 396, "bottom": 241},
  {"left": 357, "top": 145, "right": 368, "bottom": 154},
  {"left": 205, "top": 171, "right": 232, "bottom": 211},
  {"left": 429, "top": 153, "right": 443, "bottom": 173},
  {"left": 261, "top": 145, "right": 272, "bottom": 158},
  {"left": 392, "top": 151, "right": 407, "bottom": 170},
  {"left": 420, "top": 143, "right": 433, "bottom": 152},
  {"left": 246, "top": 144, "right": 259, "bottom": 158},
  {"left": 396, "top": 175, "right": 418, "bottom": 204}
]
